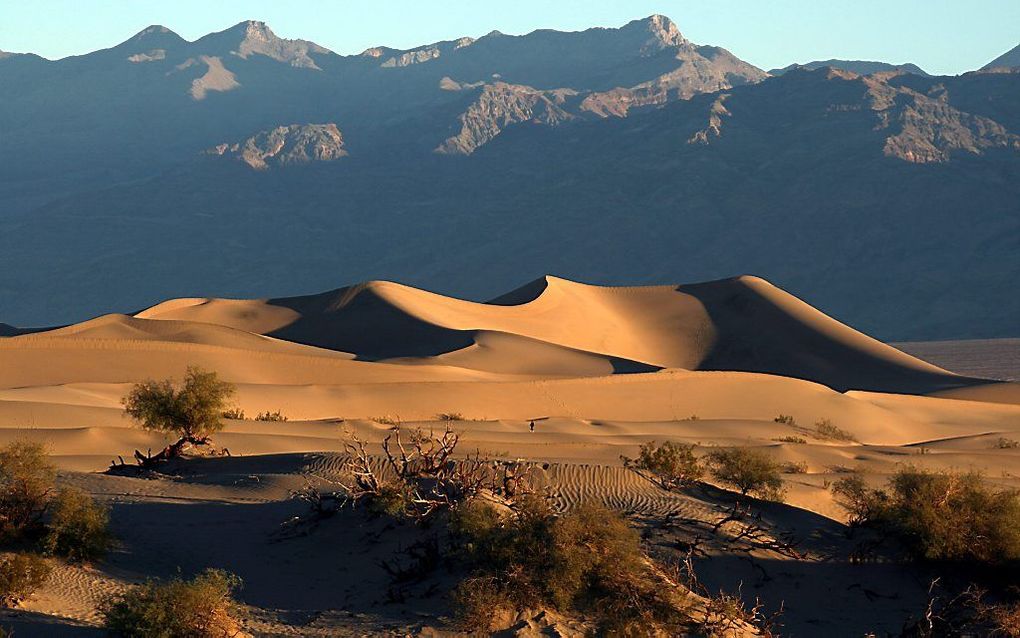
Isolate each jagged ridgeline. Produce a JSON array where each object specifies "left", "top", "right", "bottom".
[{"left": 0, "top": 16, "right": 1018, "bottom": 339}]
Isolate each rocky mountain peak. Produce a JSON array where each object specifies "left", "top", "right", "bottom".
[
  {"left": 624, "top": 14, "right": 688, "bottom": 52},
  {"left": 206, "top": 123, "right": 348, "bottom": 170}
]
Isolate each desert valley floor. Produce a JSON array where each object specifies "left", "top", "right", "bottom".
[{"left": 1, "top": 275, "right": 1019, "bottom": 636}]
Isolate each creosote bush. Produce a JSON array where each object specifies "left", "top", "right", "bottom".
[
  {"left": 450, "top": 498, "right": 694, "bottom": 635},
  {"left": 42, "top": 487, "right": 111, "bottom": 563},
  {"left": 0, "top": 552, "right": 51, "bottom": 607},
  {"left": 832, "top": 467, "right": 1020, "bottom": 563},
  {"left": 435, "top": 412, "right": 463, "bottom": 421},
  {"left": 0, "top": 441, "right": 56, "bottom": 542},
  {"left": 101, "top": 569, "right": 244, "bottom": 638},
  {"left": 706, "top": 448, "right": 785, "bottom": 501},
  {"left": 774, "top": 414, "right": 796, "bottom": 425},
  {"left": 622, "top": 441, "right": 704, "bottom": 490},
  {"left": 220, "top": 408, "right": 245, "bottom": 420}
]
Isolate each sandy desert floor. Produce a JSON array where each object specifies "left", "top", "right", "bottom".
[{"left": 1, "top": 275, "right": 1018, "bottom": 636}]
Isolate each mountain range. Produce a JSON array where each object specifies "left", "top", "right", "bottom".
[{"left": 1, "top": 16, "right": 1018, "bottom": 340}]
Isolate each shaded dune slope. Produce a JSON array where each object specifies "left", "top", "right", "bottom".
[{"left": 129, "top": 275, "right": 984, "bottom": 394}]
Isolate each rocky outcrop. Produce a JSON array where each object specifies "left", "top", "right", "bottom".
[
  {"left": 207, "top": 123, "right": 348, "bottom": 169},
  {"left": 224, "top": 20, "right": 332, "bottom": 69},
  {"left": 436, "top": 83, "right": 578, "bottom": 155}
]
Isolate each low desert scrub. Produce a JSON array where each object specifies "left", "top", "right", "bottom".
[
  {"left": 781, "top": 460, "right": 808, "bottom": 474},
  {"left": 101, "top": 569, "right": 244, "bottom": 637},
  {"left": 706, "top": 448, "right": 786, "bottom": 501},
  {"left": 621, "top": 441, "right": 704, "bottom": 490},
  {"left": 122, "top": 367, "right": 235, "bottom": 466},
  {"left": 371, "top": 415, "right": 401, "bottom": 426},
  {"left": 832, "top": 467, "right": 1020, "bottom": 562},
  {"left": 774, "top": 414, "right": 796, "bottom": 425},
  {"left": 812, "top": 419, "right": 858, "bottom": 442},
  {"left": 773, "top": 435, "right": 806, "bottom": 444},
  {"left": 995, "top": 437, "right": 1020, "bottom": 449},
  {"left": 0, "top": 441, "right": 56, "bottom": 542},
  {"left": 253, "top": 410, "right": 288, "bottom": 422},
  {"left": 42, "top": 487, "right": 111, "bottom": 563},
  {"left": 0, "top": 552, "right": 51, "bottom": 607},
  {"left": 220, "top": 408, "right": 246, "bottom": 420},
  {"left": 450, "top": 498, "right": 696, "bottom": 635},
  {"left": 295, "top": 427, "right": 538, "bottom": 524},
  {"left": 435, "top": 412, "right": 463, "bottom": 421}
]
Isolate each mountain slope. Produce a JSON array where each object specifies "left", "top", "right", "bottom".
[
  {"left": 983, "top": 44, "right": 1020, "bottom": 70},
  {"left": 770, "top": 59, "right": 929, "bottom": 76}
]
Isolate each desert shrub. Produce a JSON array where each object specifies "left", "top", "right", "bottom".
[
  {"left": 451, "top": 499, "right": 693, "bottom": 634},
  {"left": 781, "top": 460, "right": 808, "bottom": 474},
  {"left": 813, "top": 419, "right": 858, "bottom": 442},
  {"left": 0, "top": 552, "right": 51, "bottom": 607},
  {"left": 122, "top": 367, "right": 235, "bottom": 457},
  {"left": 253, "top": 410, "right": 287, "bottom": 422},
  {"left": 774, "top": 414, "right": 796, "bottom": 425},
  {"left": 42, "top": 487, "right": 110, "bottom": 563},
  {"left": 101, "top": 569, "right": 243, "bottom": 638},
  {"left": 0, "top": 441, "right": 56, "bottom": 542},
  {"left": 220, "top": 408, "right": 245, "bottom": 420},
  {"left": 706, "top": 448, "right": 785, "bottom": 501},
  {"left": 622, "top": 441, "right": 704, "bottom": 490},
  {"left": 833, "top": 467, "right": 1020, "bottom": 563},
  {"left": 773, "top": 435, "right": 806, "bottom": 444},
  {"left": 435, "top": 412, "right": 463, "bottom": 421},
  {"left": 995, "top": 437, "right": 1020, "bottom": 449}
]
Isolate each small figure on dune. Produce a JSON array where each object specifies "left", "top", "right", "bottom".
[{"left": 529, "top": 420, "right": 535, "bottom": 432}]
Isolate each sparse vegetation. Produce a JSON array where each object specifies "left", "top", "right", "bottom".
[
  {"left": 122, "top": 367, "right": 235, "bottom": 464},
  {"left": 42, "top": 487, "right": 110, "bottom": 563},
  {"left": 781, "top": 460, "right": 808, "bottom": 474},
  {"left": 371, "top": 416, "right": 401, "bottom": 426},
  {"left": 773, "top": 435, "right": 806, "bottom": 444},
  {"left": 0, "top": 552, "right": 51, "bottom": 607},
  {"left": 435, "top": 412, "right": 463, "bottom": 421},
  {"left": 0, "top": 441, "right": 56, "bottom": 542},
  {"left": 706, "top": 448, "right": 786, "bottom": 501},
  {"left": 995, "top": 437, "right": 1020, "bottom": 449},
  {"left": 450, "top": 499, "right": 695, "bottom": 635},
  {"left": 832, "top": 467, "right": 1020, "bottom": 562},
  {"left": 220, "top": 408, "right": 245, "bottom": 420},
  {"left": 621, "top": 441, "right": 704, "bottom": 490},
  {"left": 813, "top": 419, "right": 858, "bottom": 442},
  {"left": 774, "top": 414, "right": 796, "bottom": 425},
  {"left": 254, "top": 410, "right": 288, "bottom": 422},
  {"left": 100, "top": 569, "right": 244, "bottom": 638}
]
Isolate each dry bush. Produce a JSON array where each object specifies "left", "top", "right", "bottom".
[
  {"left": 995, "top": 437, "right": 1020, "bottom": 450},
  {"left": 622, "top": 441, "right": 704, "bottom": 490},
  {"left": 451, "top": 499, "right": 694, "bottom": 635},
  {"left": 298, "top": 427, "right": 538, "bottom": 523},
  {"left": 773, "top": 436, "right": 806, "bottom": 444},
  {"left": 122, "top": 367, "right": 235, "bottom": 465},
  {"left": 220, "top": 408, "right": 245, "bottom": 420},
  {"left": 101, "top": 569, "right": 244, "bottom": 638},
  {"left": 372, "top": 416, "right": 401, "bottom": 426},
  {"left": 0, "top": 441, "right": 56, "bottom": 542},
  {"left": 781, "top": 461, "right": 808, "bottom": 474},
  {"left": 42, "top": 487, "right": 111, "bottom": 563},
  {"left": 706, "top": 448, "right": 786, "bottom": 502},
  {"left": 435, "top": 413, "right": 463, "bottom": 421},
  {"left": 833, "top": 467, "right": 1020, "bottom": 562},
  {"left": 773, "top": 414, "right": 796, "bottom": 425},
  {"left": 813, "top": 419, "right": 858, "bottom": 442},
  {"left": 0, "top": 552, "right": 51, "bottom": 607},
  {"left": 253, "top": 410, "right": 288, "bottom": 422}
]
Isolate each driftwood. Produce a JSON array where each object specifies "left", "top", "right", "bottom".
[{"left": 109, "top": 436, "right": 230, "bottom": 472}]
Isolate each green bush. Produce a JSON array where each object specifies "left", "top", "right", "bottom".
[
  {"left": 42, "top": 487, "right": 111, "bottom": 563},
  {"left": 451, "top": 498, "right": 692, "bottom": 634},
  {"left": 622, "top": 441, "right": 704, "bottom": 489},
  {"left": 122, "top": 367, "right": 235, "bottom": 449},
  {"left": 435, "top": 412, "right": 463, "bottom": 421},
  {"left": 0, "top": 441, "right": 56, "bottom": 542},
  {"left": 706, "top": 448, "right": 785, "bottom": 501},
  {"left": 773, "top": 436, "right": 806, "bottom": 444},
  {"left": 832, "top": 467, "right": 1020, "bottom": 563},
  {"left": 101, "top": 569, "right": 243, "bottom": 638},
  {"left": 0, "top": 552, "right": 51, "bottom": 606},
  {"left": 774, "top": 414, "right": 796, "bottom": 425}
]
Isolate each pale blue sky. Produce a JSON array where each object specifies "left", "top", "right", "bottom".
[{"left": 1, "top": 1, "right": 1017, "bottom": 75}]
